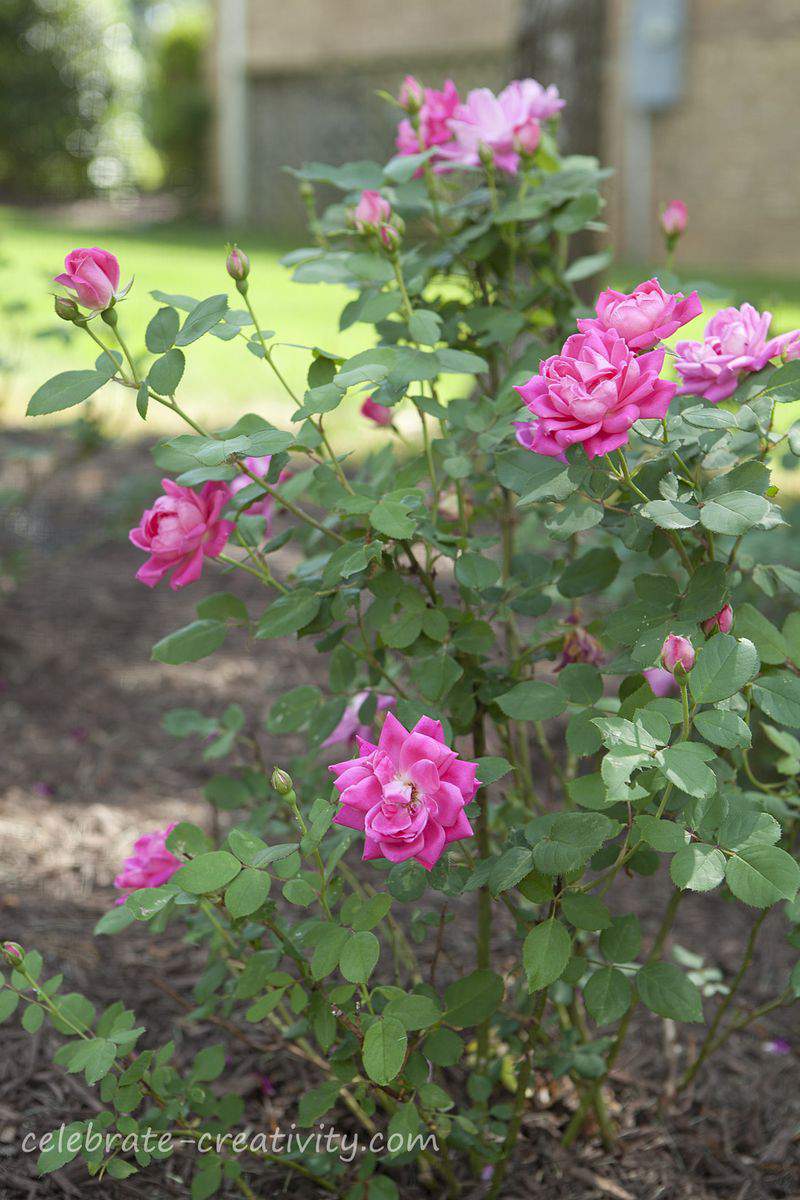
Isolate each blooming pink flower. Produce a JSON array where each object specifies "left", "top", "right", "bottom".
[
  {"left": 514, "top": 327, "right": 676, "bottom": 460},
  {"left": 660, "top": 200, "right": 688, "bottom": 238},
  {"left": 353, "top": 190, "right": 392, "bottom": 232},
  {"left": 643, "top": 667, "right": 678, "bottom": 698},
  {"left": 702, "top": 604, "right": 733, "bottom": 636},
  {"left": 661, "top": 634, "right": 695, "bottom": 674},
  {"left": 675, "top": 304, "right": 800, "bottom": 404},
  {"left": 130, "top": 479, "right": 234, "bottom": 591},
  {"left": 361, "top": 397, "right": 393, "bottom": 426},
  {"left": 115, "top": 823, "right": 180, "bottom": 901},
  {"left": 329, "top": 712, "right": 478, "bottom": 870},
  {"left": 439, "top": 78, "right": 561, "bottom": 174},
  {"left": 395, "top": 79, "right": 460, "bottom": 164},
  {"left": 579, "top": 278, "right": 702, "bottom": 352},
  {"left": 322, "top": 691, "right": 396, "bottom": 749},
  {"left": 55, "top": 247, "right": 121, "bottom": 311}
]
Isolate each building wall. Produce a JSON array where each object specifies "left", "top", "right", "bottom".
[{"left": 606, "top": 0, "right": 800, "bottom": 272}]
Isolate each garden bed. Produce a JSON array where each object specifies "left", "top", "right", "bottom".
[{"left": 1, "top": 432, "right": 798, "bottom": 1199}]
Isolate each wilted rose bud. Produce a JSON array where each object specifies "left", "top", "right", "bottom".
[
  {"left": 226, "top": 246, "right": 250, "bottom": 284},
  {"left": 54, "top": 295, "right": 82, "bottom": 323},
  {"left": 661, "top": 633, "right": 695, "bottom": 674},
  {"left": 556, "top": 621, "right": 604, "bottom": 670},
  {"left": 702, "top": 603, "right": 733, "bottom": 636},
  {"left": 399, "top": 75, "right": 424, "bottom": 114},
  {"left": 660, "top": 200, "right": 688, "bottom": 238},
  {"left": 271, "top": 767, "right": 294, "bottom": 796}
]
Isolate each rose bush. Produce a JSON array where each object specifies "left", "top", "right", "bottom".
[{"left": 7, "top": 72, "right": 800, "bottom": 1198}]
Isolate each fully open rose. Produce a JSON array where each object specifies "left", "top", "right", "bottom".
[{"left": 130, "top": 479, "right": 234, "bottom": 590}]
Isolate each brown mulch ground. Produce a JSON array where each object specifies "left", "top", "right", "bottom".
[{"left": 0, "top": 432, "right": 798, "bottom": 1199}]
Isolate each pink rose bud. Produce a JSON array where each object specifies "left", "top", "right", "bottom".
[
  {"left": 399, "top": 75, "right": 424, "bottom": 113},
  {"left": 514, "top": 118, "right": 541, "bottom": 156},
  {"left": 54, "top": 295, "right": 82, "bottom": 323},
  {"left": 54, "top": 247, "right": 121, "bottom": 311},
  {"left": 2, "top": 941, "right": 22, "bottom": 959},
  {"left": 378, "top": 223, "right": 402, "bottom": 253},
  {"left": 129, "top": 479, "right": 235, "bottom": 591},
  {"left": 353, "top": 190, "right": 392, "bottom": 232},
  {"left": 226, "top": 246, "right": 250, "bottom": 284},
  {"left": 660, "top": 200, "right": 688, "bottom": 238},
  {"left": 702, "top": 604, "right": 733, "bottom": 636},
  {"left": 114, "top": 824, "right": 181, "bottom": 902},
  {"left": 661, "top": 634, "right": 695, "bottom": 674},
  {"left": 330, "top": 712, "right": 479, "bottom": 870},
  {"left": 361, "top": 397, "right": 392, "bottom": 426}
]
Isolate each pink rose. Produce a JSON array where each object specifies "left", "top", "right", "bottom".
[
  {"left": 329, "top": 712, "right": 478, "bottom": 870},
  {"left": 55, "top": 247, "right": 121, "bottom": 311},
  {"left": 395, "top": 79, "right": 460, "bottom": 165},
  {"left": 702, "top": 604, "right": 733, "bottom": 636},
  {"left": 361, "top": 397, "right": 393, "bottom": 426},
  {"left": 322, "top": 691, "right": 396, "bottom": 749},
  {"left": 114, "top": 823, "right": 180, "bottom": 902},
  {"left": 660, "top": 200, "right": 688, "bottom": 238},
  {"left": 661, "top": 634, "right": 695, "bottom": 674},
  {"left": 675, "top": 303, "right": 800, "bottom": 404},
  {"left": 643, "top": 667, "right": 678, "bottom": 698},
  {"left": 353, "top": 190, "right": 392, "bottom": 232},
  {"left": 579, "top": 278, "right": 702, "bottom": 352},
  {"left": 398, "top": 75, "right": 425, "bottom": 112},
  {"left": 514, "top": 327, "right": 676, "bottom": 460},
  {"left": 130, "top": 479, "right": 235, "bottom": 591},
  {"left": 438, "top": 78, "right": 560, "bottom": 174}
]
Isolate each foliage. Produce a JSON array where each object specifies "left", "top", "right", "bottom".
[
  {"left": 9, "top": 78, "right": 800, "bottom": 1198},
  {"left": 143, "top": 4, "right": 211, "bottom": 194}
]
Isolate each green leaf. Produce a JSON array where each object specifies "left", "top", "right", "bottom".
[
  {"left": 443, "top": 969, "right": 504, "bottom": 1028},
  {"left": 136, "top": 380, "right": 149, "bottom": 419},
  {"left": 633, "top": 815, "right": 687, "bottom": 852},
  {"left": 558, "top": 663, "right": 603, "bottom": 705},
  {"left": 408, "top": 309, "right": 442, "bottom": 345},
  {"left": 339, "top": 931, "right": 380, "bottom": 983},
  {"left": 224, "top": 868, "right": 270, "bottom": 918},
  {"left": 362, "top": 1016, "right": 407, "bottom": 1085},
  {"left": 27, "top": 361, "right": 116, "bottom": 416},
  {"left": 657, "top": 744, "right": 718, "bottom": 799},
  {"left": 256, "top": 590, "right": 320, "bottom": 639},
  {"left": 640, "top": 499, "right": 699, "bottom": 529},
  {"left": 600, "top": 914, "right": 641, "bottom": 963},
  {"left": 688, "top": 635, "right": 759, "bottom": 704},
  {"left": 148, "top": 348, "right": 185, "bottom": 395},
  {"left": 125, "top": 886, "right": 176, "bottom": 921},
  {"left": 298, "top": 1081, "right": 341, "bottom": 1126},
  {"left": 694, "top": 709, "right": 752, "bottom": 750},
  {"left": 523, "top": 919, "right": 572, "bottom": 991},
  {"left": 734, "top": 603, "right": 787, "bottom": 665},
  {"left": 22, "top": 1004, "right": 44, "bottom": 1033},
  {"left": 265, "top": 685, "right": 321, "bottom": 734},
  {"left": 751, "top": 672, "right": 800, "bottom": 728},
  {"left": 152, "top": 619, "right": 227, "bottom": 665},
  {"left": 636, "top": 962, "right": 703, "bottom": 1022},
  {"left": 192, "top": 1043, "right": 226, "bottom": 1082},
  {"left": 558, "top": 548, "right": 619, "bottom": 597},
  {"left": 725, "top": 845, "right": 800, "bottom": 908},
  {"left": 174, "top": 851, "right": 242, "bottom": 894},
  {"left": 0, "top": 991, "right": 19, "bottom": 1022},
  {"left": 175, "top": 294, "right": 228, "bottom": 345},
  {"left": 530, "top": 812, "right": 617, "bottom": 875},
  {"left": 383, "top": 993, "right": 443, "bottom": 1031},
  {"left": 475, "top": 757, "right": 513, "bottom": 785},
  {"left": 145, "top": 306, "right": 180, "bottom": 353},
  {"left": 561, "top": 893, "right": 612, "bottom": 931},
  {"left": 670, "top": 844, "right": 726, "bottom": 892},
  {"left": 699, "top": 491, "right": 770, "bottom": 535},
  {"left": 584, "top": 966, "right": 632, "bottom": 1025},
  {"left": 495, "top": 681, "right": 566, "bottom": 722},
  {"left": 370, "top": 500, "right": 416, "bottom": 539},
  {"left": 454, "top": 553, "right": 500, "bottom": 590}
]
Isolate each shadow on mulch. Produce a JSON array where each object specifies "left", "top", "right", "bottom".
[{"left": 0, "top": 432, "right": 798, "bottom": 1198}]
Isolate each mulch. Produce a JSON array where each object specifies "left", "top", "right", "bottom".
[{"left": 0, "top": 432, "right": 798, "bottom": 1198}]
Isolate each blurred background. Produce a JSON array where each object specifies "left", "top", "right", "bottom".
[{"left": 1, "top": 0, "right": 800, "bottom": 432}]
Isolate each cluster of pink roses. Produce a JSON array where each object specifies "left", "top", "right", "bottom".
[
  {"left": 675, "top": 304, "right": 800, "bottom": 404},
  {"left": 515, "top": 278, "right": 701, "bottom": 460},
  {"left": 130, "top": 457, "right": 284, "bottom": 591},
  {"left": 395, "top": 75, "right": 563, "bottom": 175}
]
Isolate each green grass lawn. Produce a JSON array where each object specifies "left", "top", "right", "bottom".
[{"left": 2, "top": 205, "right": 800, "bottom": 448}]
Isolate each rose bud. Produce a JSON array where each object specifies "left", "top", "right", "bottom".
[
  {"left": 702, "top": 604, "right": 733, "bottom": 636},
  {"left": 378, "top": 223, "right": 402, "bottom": 253},
  {"left": 54, "top": 295, "right": 82, "bottom": 323},
  {"left": 2, "top": 942, "right": 22, "bottom": 959},
  {"left": 660, "top": 199, "right": 688, "bottom": 238},
  {"left": 226, "top": 246, "right": 250, "bottom": 285},
  {"left": 661, "top": 633, "right": 695, "bottom": 674},
  {"left": 271, "top": 767, "right": 294, "bottom": 796},
  {"left": 353, "top": 190, "right": 392, "bottom": 233},
  {"left": 55, "top": 247, "right": 121, "bottom": 311},
  {"left": 361, "top": 397, "right": 392, "bottom": 426},
  {"left": 399, "top": 75, "right": 424, "bottom": 114}
]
